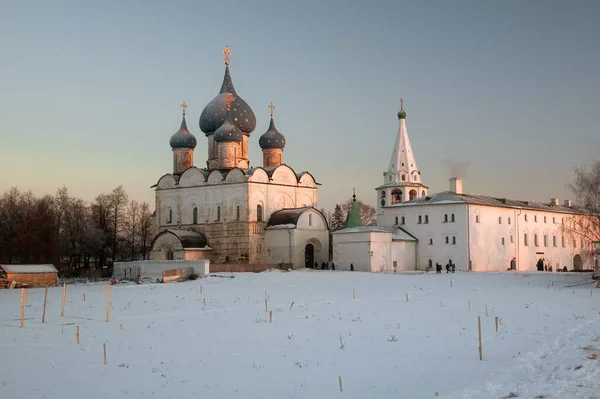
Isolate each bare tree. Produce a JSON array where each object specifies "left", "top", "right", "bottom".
[
  {"left": 109, "top": 186, "right": 128, "bottom": 262},
  {"left": 124, "top": 200, "right": 140, "bottom": 260},
  {"left": 565, "top": 162, "right": 600, "bottom": 259},
  {"left": 341, "top": 199, "right": 377, "bottom": 226},
  {"left": 139, "top": 202, "right": 153, "bottom": 260}
]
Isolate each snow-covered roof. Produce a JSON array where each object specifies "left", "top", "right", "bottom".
[
  {"left": 0, "top": 264, "right": 58, "bottom": 274},
  {"left": 332, "top": 226, "right": 417, "bottom": 241},
  {"left": 385, "top": 191, "right": 581, "bottom": 214}
]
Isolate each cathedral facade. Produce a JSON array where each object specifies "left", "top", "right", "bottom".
[
  {"left": 333, "top": 102, "right": 598, "bottom": 273},
  {"left": 149, "top": 47, "right": 329, "bottom": 268}
]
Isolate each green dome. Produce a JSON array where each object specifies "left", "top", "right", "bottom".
[{"left": 398, "top": 108, "right": 406, "bottom": 119}]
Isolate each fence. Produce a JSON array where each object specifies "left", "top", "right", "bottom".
[{"left": 113, "top": 260, "right": 210, "bottom": 281}]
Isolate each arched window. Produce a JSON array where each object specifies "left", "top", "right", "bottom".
[
  {"left": 167, "top": 208, "right": 173, "bottom": 224},
  {"left": 236, "top": 205, "right": 240, "bottom": 220},
  {"left": 192, "top": 207, "right": 198, "bottom": 224},
  {"left": 409, "top": 190, "right": 417, "bottom": 201},
  {"left": 166, "top": 248, "right": 174, "bottom": 260},
  {"left": 394, "top": 216, "right": 398, "bottom": 225},
  {"left": 381, "top": 191, "right": 386, "bottom": 198},
  {"left": 401, "top": 174, "right": 406, "bottom": 181},
  {"left": 257, "top": 204, "right": 263, "bottom": 222},
  {"left": 216, "top": 206, "right": 221, "bottom": 221},
  {"left": 391, "top": 189, "right": 402, "bottom": 205},
  {"left": 421, "top": 190, "right": 425, "bottom": 197}
]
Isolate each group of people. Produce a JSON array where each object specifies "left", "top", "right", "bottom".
[
  {"left": 308, "top": 261, "right": 355, "bottom": 271},
  {"left": 435, "top": 259, "right": 456, "bottom": 274}
]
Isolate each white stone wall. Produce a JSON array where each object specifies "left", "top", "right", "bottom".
[
  {"left": 332, "top": 230, "right": 417, "bottom": 272},
  {"left": 153, "top": 164, "right": 323, "bottom": 264},
  {"left": 468, "top": 205, "right": 594, "bottom": 272},
  {"left": 264, "top": 208, "right": 329, "bottom": 268},
  {"left": 379, "top": 203, "right": 469, "bottom": 271}
]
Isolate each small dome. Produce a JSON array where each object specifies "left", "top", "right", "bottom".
[
  {"left": 170, "top": 116, "right": 197, "bottom": 149},
  {"left": 398, "top": 100, "right": 407, "bottom": 119},
  {"left": 199, "top": 66, "right": 256, "bottom": 135},
  {"left": 259, "top": 118, "right": 286, "bottom": 150},
  {"left": 214, "top": 110, "right": 243, "bottom": 143}
]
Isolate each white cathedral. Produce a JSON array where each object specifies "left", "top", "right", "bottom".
[
  {"left": 333, "top": 101, "right": 599, "bottom": 273},
  {"left": 148, "top": 47, "right": 329, "bottom": 268}
]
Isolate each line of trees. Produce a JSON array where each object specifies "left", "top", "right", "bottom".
[{"left": 0, "top": 185, "right": 153, "bottom": 274}]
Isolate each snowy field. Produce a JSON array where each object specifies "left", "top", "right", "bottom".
[{"left": 1, "top": 271, "right": 599, "bottom": 399}]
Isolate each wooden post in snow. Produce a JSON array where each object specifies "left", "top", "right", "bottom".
[
  {"left": 495, "top": 316, "right": 499, "bottom": 333},
  {"left": 20, "top": 288, "right": 24, "bottom": 328},
  {"left": 103, "top": 343, "right": 107, "bottom": 364},
  {"left": 352, "top": 287, "right": 356, "bottom": 299},
  {"left": 478, "top": 316, "right": 483, "bottom": 361},
  {"left": 105, "top": 284, "right": 111, "bottom": 322},
  {"left": 338, "top": 376, "right": 343, "bottom": 392},
  {"left": 264, "top": 298, "right": 268, "bottom": 313},
  {"left": 269, "top": 311, "right": 272, "bottom": 323},
  {"left": 42, "top": 287, "right": 48, "bottom": 323},
  {"left": 83, "top": 293, "right": 86, "bottom": 302},
  {"left": 405, "top": 293, "right": 409, "bottom": 302},
  {"left": 61, "top": 283, "right": 66, "bottom": 317},
  {"left": 76, "top": 325, "right": 80, "bottom": 344}
]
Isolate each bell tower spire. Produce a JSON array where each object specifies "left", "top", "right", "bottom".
[{"left": 376, "top": 99, "right": 428, "bottom": 209}]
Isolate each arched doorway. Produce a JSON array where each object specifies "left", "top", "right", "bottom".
[
  {"left": 305, "top": 244, "right": 315, "bottom": 268},
  {"left": 409, "top": 190, "right": 417, "bottom": 200},
  {"left": 573, "top": 254, "right": 583, "bottom": 270}
]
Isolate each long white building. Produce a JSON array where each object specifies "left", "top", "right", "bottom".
[{"left": 333, "top": 103, "right": 598, "bottom": 273}]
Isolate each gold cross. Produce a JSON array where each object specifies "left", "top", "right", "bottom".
[
  {"left": 180, "top": 101, "right": 187, "bottom": 116},
  {"left": 268, "top": 102, "right": 275, "bottom": 118},
  {"left": 223, "top": 45, "right": 232, "bottom": 66},
  {"left": 400, "top": 98, "right": 404, "bottom": 108}
]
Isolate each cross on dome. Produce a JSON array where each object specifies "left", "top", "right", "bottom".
[
  {"left": 180, "top": 101, "right": 187, "bottom": 116},
  {"left": 269, "top": 102, "right": 275, "bottom": 119},
  {"left": 223, "top": 45, "right": 232, "bottom": 66}
]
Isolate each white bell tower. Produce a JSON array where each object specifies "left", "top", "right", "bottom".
[{"left": 376, "top": 99, "right": 428, "bottom": 212}]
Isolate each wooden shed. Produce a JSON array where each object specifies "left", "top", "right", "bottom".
[{"left": 0, "top": 264, "right": 58, "bottom": 288}]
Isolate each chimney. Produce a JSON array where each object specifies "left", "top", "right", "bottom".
[
  {"left": 449, "top": 178, "right": 463, "bottom": 194},
  {"left": 550, "top": 198, "right": 559, "bottom": 206},
  {"left": 564, "top": 199, "right": 572, "bottom": 207}
]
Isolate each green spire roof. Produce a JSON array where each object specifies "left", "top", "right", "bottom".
[{"left": 344, "top": 189, "right": 363, "bottom": 229}]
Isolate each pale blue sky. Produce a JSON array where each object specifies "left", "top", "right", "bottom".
[{"left": 1, "top": 0, "right": 599, "bottom": 212}]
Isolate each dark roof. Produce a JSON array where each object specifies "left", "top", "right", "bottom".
[
  {"left": 170, "top": 115, "right": 197, "bottom": 149},
  {"left": 214, "top": 110, "right": 243, "bottom": 143},
  {"left": 266, "top": 207, "right": 313, "bottom": 227},
  {"left": 161, "top": 229, "right": 209, "bottom": 248},
  {"left": 387, "top": 191, "right": 580, "bottom": 214},
  {"left": 259, "top": 118, "right": 286, "bottom": 149},
  {"left": 199, "top": 66, "right": 256, "bottom": 135}
]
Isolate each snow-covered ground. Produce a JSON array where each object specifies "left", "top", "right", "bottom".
[{"left": 1, "top": 271, "right": 599, "bottom": 399}]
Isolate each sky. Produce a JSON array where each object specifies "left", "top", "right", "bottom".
[{"left": 1, "top": 0, "right": 599, "bottom": 212}]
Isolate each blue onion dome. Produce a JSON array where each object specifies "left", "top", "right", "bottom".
[
  {"left": 170, "top": 112, "right": 197, "bottom": 149},
  {"left": 259, "top": 117, "right": 286, "bottom": 150},
  {"left": 199, "top": 66, "right": 256, "bottom": 135},
  {"left": 214, "top": 105, "right": 243, "bottom": 143}
]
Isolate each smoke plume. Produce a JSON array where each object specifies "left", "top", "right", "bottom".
[{"left": 442, "top": 159, "right": 471, "bottom": 179}]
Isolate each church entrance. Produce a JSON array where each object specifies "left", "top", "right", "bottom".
[
  {"left": 305, "top": 244, "right": 315, "bottom": 268},
  {"left": 573, "top": 254, "right": 583, "bottom": 271}
]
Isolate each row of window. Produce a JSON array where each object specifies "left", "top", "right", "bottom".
[
  {"left": 165, "top": 205, "right": 264, "bottom": 224},
  {"left": 522, "top": 233, "right": 583, "bottom": 248},
  {"left": 475, "top": 215, "right": 563, "bottom": 224},
  {"left": 427, "top": 236, "right": 456, "bottom": 245},
  {"left": 394, "top": 213, "right": 456, "bottom": 225},
  {"left": 394, "top": 213, "right": 557, "bottom": 225}
]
